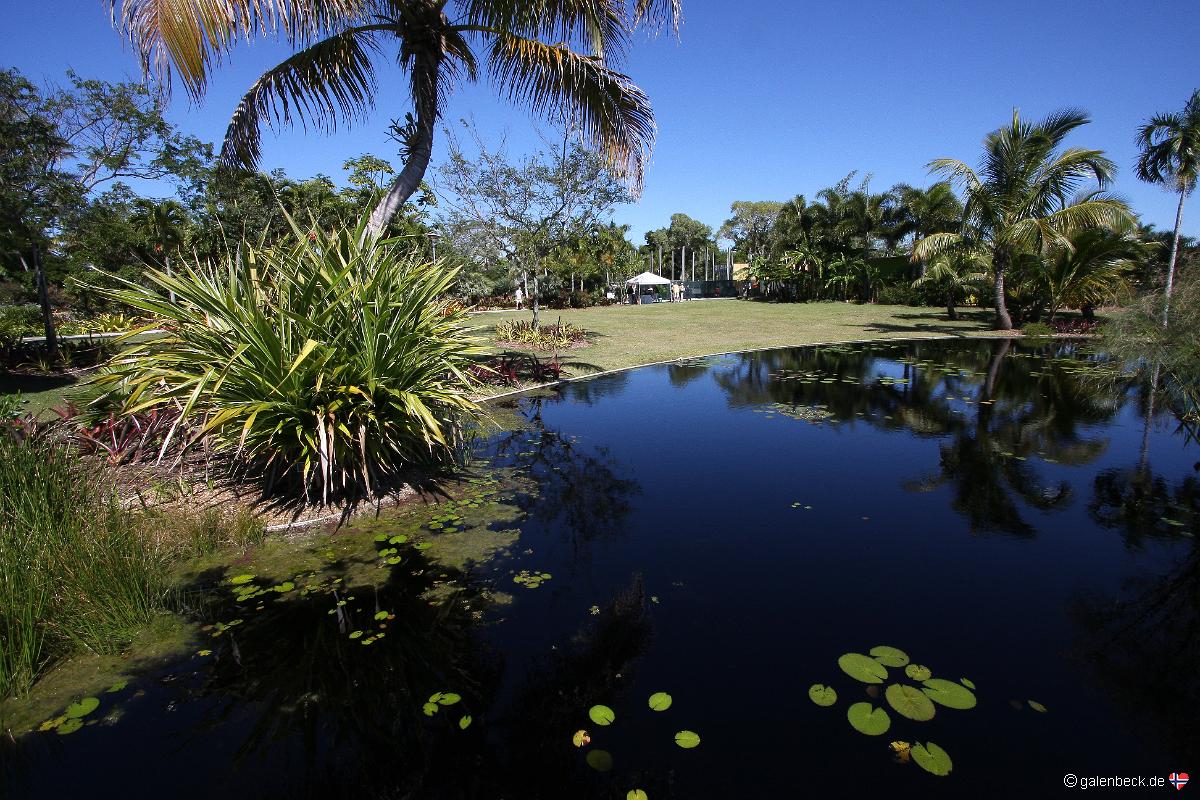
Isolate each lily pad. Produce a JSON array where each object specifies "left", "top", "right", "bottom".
[
  {"left": 586, "top": 749, "right": 614, "bottom": 771},
  {"left": 885, "top": 684, "right": 936, "bottom": 722},
  {"left": 911, "top": 741, "right": 953, "bottom": 776},
  {"left": 960, "top": 677, "right": 975, "bottom": 690},
  {"left": 56, "top": 718, "right": 84, "bottom": 735},
  {"left": 588, "top": 704, "right": 616, "bottom": 726},
  {"left": 459, "top": 715, "right": 472, "bottom": 730},
  {"left": 374, "top": 611, "right": 389, "bottom": 621},
  {"left": 674, "top": 730, "right": 701, "bottom": 749},
  {"left": 808, "top": 684, "right": 838, "bottom": 707},
  {"left": 229, "top": 574, "right": 255, "bottom": 585},
  {"left": 422, "top": 702, "right": 438, "bottom": 716},
  {"left": 847, "top": 702, "right": 891, "bottom": 736},
  {"left": 572, "top": 729, "right": 590, "bottom": 747},
  {"left": 648, "top": 692, "right": 673, "bottom": 711},
  {"left": 106, "top": 680, "right": 128, "bottom": 693},
  {"left": 1028, "top": 700, "right": 1047, "bottom": 713},
  {"left": 628, "top": 791, "right": 649, "bottom": 800},
  {"left": 65, "top": 697, "right": 100, "bottom": 719},
  {"left": 838, "top": 653, "right": 888, "bottom": 684},
  {"left": 869, "top": 645, "right": 910, "bottom": 667},
  {"left": 921, "top": 678, "right": 977, "bottom": 710},
  {"left": 437, "top": 692, "right": 461, "bottom": 706},
  {"left": 904, "top": 664, "right": 931, "bottom": 681}
]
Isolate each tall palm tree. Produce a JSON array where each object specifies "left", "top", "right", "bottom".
[
  {"left": 1034, "top": 220, "right": 1155, "bottom": 321},
  {"left": 112, "top": 0, "right": 678, "bottom": 236},
  {"left": 915, "top": 109, "right": 1131, "bottom": 329},
  {"left": 892, "top": 182, "right": 964, "bottom": 275},
  {"left": 1136, "top": 89, "right": 1200, "bottom": 326},
  {"left": 131, "top": 198, "right": 188, "bottom": 300}
]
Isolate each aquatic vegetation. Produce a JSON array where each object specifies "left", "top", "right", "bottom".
[
  {"left": 808, "top": 684, "right": 838, "bottom": 707},
  {"left": 512, "top": 570, "right": 553, "bottom": 589},
  {"left": 627, "top": 790, "right": 649, "bottom": 800},
  {"left": 588, "top": 704, "right": 616, "bottom": 726},
  {"left": 869, "top": 646, "right": 910, "bottom": 667},
  {"left": 905, "top": 664, "right": 932, "bottom": 681},
  {"left": 648, "top": 692, "right": 673, "bottom": 711},
  {"left": 921, "top": 679, "right": 977, "bottom": 710},
  {"left": 911, "top": 742, "right": 953, "bottom": 776},
  {"left": 885, "top": 684, "right": 936, "bottom": 721},
  {"left": 674, "top": 730, "right": 701, "bottom": 749},
  {"left": 847, "top": 702, "right": 891, "bottom": 736},
  {"left": 586, "top": 749, "right": 614, "bottom": 771},
  {"left": 837, "top": 652, "right": 889, "bottom": 683},
  {"left": 1028, "top": 700, "right": 1048, "bottom": 713}
]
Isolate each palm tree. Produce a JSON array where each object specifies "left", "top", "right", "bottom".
[
  {"left": 915, "top": 109, "right": 1132, "bottom": 329},
  {"left": 1136, "top": 89, "right": 1200, "bottom": 326},
  {"left": 1035, "top": 221, "right": 1155, "bottom": 321},
  {"left": 912, "top": 242, "right": 989, "bottom": 321},
  {"left": 892, "top": 182, "right": 964, "bottom": 275},
  {"left": 112, "top": 0, "right": 678, "bottom": 236},
  {"left": 131, "top": 198, "right": 188, "bottom": 301}
]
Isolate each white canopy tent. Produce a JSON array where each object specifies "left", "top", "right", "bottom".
[{"left": 625, "top": 271, "right": 671, "bottom": 286}]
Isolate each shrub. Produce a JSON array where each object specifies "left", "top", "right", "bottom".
[
  {"left": 874, "top": 284, "right": 921, "bottom": 306},
  {"left": 1022, "top": 321, "right": 1054, "bottom": 338},
  {"left": 0, "top": 304, "right": 41, "bottom": 353},
  {"left": 493, "top": 318, "right": 589, "bottom": 350},
  {"left": 92, "top": 217, "right": 486, "bottom": 505}
]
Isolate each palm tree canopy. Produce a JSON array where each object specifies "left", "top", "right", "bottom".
[
  {"left": 1136, "top": 89, "right": 1200, "bottom": 196},
  {"left": 111, "top": 0, "right": 680, "bottom": 193}
]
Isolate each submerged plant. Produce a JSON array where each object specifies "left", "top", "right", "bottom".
[{"left": 93, "top": 216, "right": 487, "bottom": 504}]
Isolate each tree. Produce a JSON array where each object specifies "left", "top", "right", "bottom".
[
  {"left": 891, "top": 182, "right": 964, "bottom": 274},
  {"left": 436, "top": 126, "right": 631, "bottom": 326},
  {"left": 1136, "top": 89, "right": 1200, "bottom": 326},
  {"left": 112, "top": 0, "right": 679, "bottom": 236},
  {"left": 642, "top": 212, "right": 714, "bottom": 277},
  {"left": 916, "top": 109, "right": 1132, "bottom": 329},
  {"left": 132, "top": 198, "right": 189, "bottom": 302},
  {"left": 719, "top": 200, "right": 784, "bottom": 260},
  {"left": 912, "top": 242, "right": 989, "bottom": 321},
  {"left": 1033, "top": 222, "right": 1154, "bottom": 321}
]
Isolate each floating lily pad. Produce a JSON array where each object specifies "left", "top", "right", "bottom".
[
  {"left": 1028, "top": 700, "right": 1047, "bottom": 713},
  {"left": 674, "top": 730, "right": 701, "bottom": 749},
  {"left": 106, "top": 680, "right": 128, "bottom": 693},
  {"left": 422, "top": 702, "right": 438, "bottom": 716},
  {"left": 437, "top": 693, "right": 461, "bottom": 706},
  {"left": 808, "top": 684, "right": 838, "bottom": 707},
  {"left": 911, "top": 741, "right": 953, "bottom": 776},
  {"left": 960, "top": 678, "right": 975, "bottom": 690},
  {"left": 572, "top": 729, "right": 590, "bottom": 747},
  {"left": 586, "top": 749, "right": 614, "bottom": 771},
  {"left": 389, "top": 534, "right": 408, "bottom": 544},
  {"left": 588, "top": 704, "right": 616, "bottom": 726},
  {"left": 648, "top": 692, "right": 673, "bottom": 711},
  {"left": 459, "top": 715, "right": 472, "bottom": 730},
  {"left": 838, "top": 653, "right": 889, "bottom": 684},
  {"left": 56, "top": 718, "right": 84, "bottom": 735},
  {"left": 904, "top": 664, "right": 931, "bottom": 681},
  {"left": 229, "top": 574, "right": 255, "bottom": 585},
  {"left": 921, "top": 678, "right": 977, "bottom": 710},
  {"left": 65, "top": 697, "right": 99, "bottom": 719},
  {"left": 847, "top": 702, "right": 891, "bottom": 736},
  {"left": 627, "top": 791, "right": 648, "bottom": 800},
  {"left": 870, "top": 646, "right": 910, "bottom": 667},
  {"left": 273, "top": 581, "right": 295, "bottom": 593},
  {"left": 349, "top": 630, "right": 363, "bottom": 639},
  {"left": 885, "top": 684, "right": 936, "bottom": 722}
]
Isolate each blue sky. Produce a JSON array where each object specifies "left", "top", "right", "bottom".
[{"left": 6, "top": 0, "right": 1199, "bottom": 245}]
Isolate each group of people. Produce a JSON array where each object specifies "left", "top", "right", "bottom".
[{"left": 669, "top": 282, "right": 688, "bottom": 302}]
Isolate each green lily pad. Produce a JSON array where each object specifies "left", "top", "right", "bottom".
[
  {"left": 627, "top": 791, "right": 648, "bottom": 800},
  {"left": 960, "top": 677, "right": 975, "bottom": 690},
  {"left": 869, "top": 646, "right": 910, "bottom": 667},
  {"left": 921, "top": 678, "right": 977, "bottom": 710},
  {"left": 885, "top": 684, "right": 936, "bottom": 722},
  {"left": 904, "top": 664, "right": 931, "bottom": 681},
  {"left": 374, "top": 611, "right": 389, "bottom": 621},
  {"left": 65, "top": 697, "right": 100, "bottom": 719},
  {"left": 1028, "top": 700, "right": 1047, "bottom": 713},
  {"left": 588, "top": 704, "right": 616, "bottom": 726},
  {"left": 437, "top": 693, "right": 461, "bottom": 706},
  {"left": 586, "top": 749, "right": 614, "bottom": 771},
  {"left": 847, "top": 702, "right": 891, "bottom": 736},
  {"left": 56, "top": 718, "right": 84, "bottom": 735},
  {"left": 838, "top": 653, "right": 888, "bottom": 684},
  {"left": 648, "top": 692, "right": 673, "bottom": 711},
  {"left": 459, "top": 715, "right": 472, "bottom": 730},
  {"left": 422, "top": 702, "right": 438, "bottom": 716},
  {"left": 273, "top": 581, "right": 295, "bottom": 593},
  {"left": 911, "top": 741, "right": 953, "bottom": 776},
  {"left": 349, "top": 630, "right": 363, "bottom": 639},
  {"left": 106, "top": 680, "right": 128, "bottom": 694},
  {"left": 229, "top": 574, "right": 255, "bottom": 585},
  {"left": 389, "top": 534, "right": 408, "bottom": 544},
  {"left": 674, "top": 730, "right": 701, "bottom": 749},
  {"left": 808, "top": 684, "right": 838, "bottom": 707}
]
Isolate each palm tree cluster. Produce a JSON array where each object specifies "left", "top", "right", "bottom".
[{"left": 111, "top": 0, "right": 680, "bottom": 236}]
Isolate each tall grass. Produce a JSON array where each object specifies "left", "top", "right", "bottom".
[
  {"left": 93, "top": 216, "right": 486, "bottom": 504},
  {"left": 0, "top": 436, "right": 166, "bottom": 699}
]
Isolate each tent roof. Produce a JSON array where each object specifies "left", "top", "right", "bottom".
[{"left": 625, "top": 271, "right": 671, "bottom": 285}]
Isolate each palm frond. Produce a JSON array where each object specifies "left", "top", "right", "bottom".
[
  {"left": 488, "top": 33, "right": 654, "bottom": 192},
  {"left": 110, "top": 0, "right": 374, "bottom": 98},
  {"left": 458, "top": 0, "right": 629, "bottom": 61},
  {"left": 927, "top": 158, "right": 982, "bottom": 193},
  {"left": 221, "top": 26, "right": 382, "bottom": 169},
  {"left": 912, "top": 231, "right": 964, "bottom": 263}
]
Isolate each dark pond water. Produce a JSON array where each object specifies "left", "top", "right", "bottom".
[{"left": 3, "top": 338, "right": 1198, "bottom": 799}]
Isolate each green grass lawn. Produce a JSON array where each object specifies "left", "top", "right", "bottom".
[
  {"left": 473, "top": 300, "right": 1002, "bottom": 376},
  {"left": 2, "top": 301, "right": 1002, "bottom": 413}
]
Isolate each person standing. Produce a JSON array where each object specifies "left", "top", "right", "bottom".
[{"left": 514, "top": 285, "right": 524, "bottom": 310}]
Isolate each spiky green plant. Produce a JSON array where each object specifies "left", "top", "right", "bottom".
[{"left": 93, "top": 219, "right": 486, "bottom": 504}]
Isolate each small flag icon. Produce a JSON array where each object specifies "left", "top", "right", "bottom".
[{"left": 1169, "top": 772, "right": 1189, "bottom": 791}]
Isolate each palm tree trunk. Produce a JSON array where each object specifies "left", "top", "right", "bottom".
[
  {"left": 1162, "top": 190, "right": 1186, "bottom": 327},
  {"left": 946, "top": 292, "right": 957, "bottom": 321},
  {"left": 366, "top": 64, "right": 437, "bottom": 237},
  {"left": 32, "top": 243, "right": 57, "bottom": 358},
  {"left": 993, "top": 250, "right": 1014, "bottom": 330}
]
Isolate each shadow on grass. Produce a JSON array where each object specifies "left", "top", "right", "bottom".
[{"left": 859, "top": 309, "right": 993, "bottom": 337}]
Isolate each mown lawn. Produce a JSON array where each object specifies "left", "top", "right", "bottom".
[{"left": 472, "top": 300, "right": 1002, "bottom": 376}]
